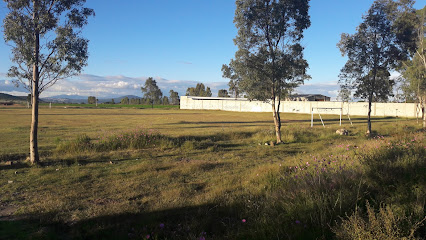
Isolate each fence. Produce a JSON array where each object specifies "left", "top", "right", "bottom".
[{"left": 180, "top": 96, "right": 420, "bottom": 118}]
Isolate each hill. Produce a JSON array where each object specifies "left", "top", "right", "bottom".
[
  {"left": 0, "top": 93, "right": 27, "bottom": 103},
  {"left": 42, "top": 95, "right": 142, "bottom": 104}
]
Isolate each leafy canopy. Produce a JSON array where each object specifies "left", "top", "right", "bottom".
[
  {"left": 141, "top": 77, "right": 163, "bottom": 103},
  {"left": 225, "top": 0, "right": 311, "bottom": 102},
  {"left": 185, "top": 83, "right": 212, "bottom": 97},
  {"left": 169, "top": 90, "right": 180, "bottom": 105},
  {"left": 338, "top": 0, "right": 417, "bottom": 102},
  {"left": 3, "top": 0, "right": 95, "bottom": 93}
]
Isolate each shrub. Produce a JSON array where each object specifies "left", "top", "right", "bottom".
[{"left": 334, "top": 202, "right": 426, "bottom": 240}]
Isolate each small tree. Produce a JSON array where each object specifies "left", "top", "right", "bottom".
[
  {"left": 223, "top": 0, "right": 311, "bottom": 143},
  {"left": 338, "top": 0, "right": 417, "bottom": 135},
  {"left": 3, "top": 0, "right": 94, "bottom": 164},
  {"left": 162, "top": 96, "right": 169, "bottom": 105},
  {"left": 169, "top": 90, "right": 180, "bottom": 105},
  {"left": 88, "top": 96, "right": 96, "bottom": 104},
  {"left": 218, "top": 89, "right": 230, "bottom": 97},
  {"left": 111, "top": 99, "right": 115, "bottom": 104},
  {"left": 141, "top": 77, "right": 163, "bottom": 108}
]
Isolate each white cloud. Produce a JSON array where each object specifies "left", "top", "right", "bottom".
[
  {"left": 1, "top": 72, "right": 341, "bottom": 99},
  {"left": 295, "top": 81, "right": 339, "bottom": 99},
  {"left": 0, "top": 90, "right": 28, "bottom": 96}
]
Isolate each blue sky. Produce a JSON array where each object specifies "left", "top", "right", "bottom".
[{"left": 0, "top": 0, "right": 424, "bottom": 99}]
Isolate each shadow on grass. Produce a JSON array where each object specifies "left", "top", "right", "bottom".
[
  {"left": 0, "top": 162, "right": 30, "bottom": 170},
  {"left": 171, "top": 117, "right": 407, "bottom": 125},
  {"left": 0, "top": 202, "right": 257, "bottom": 240}
]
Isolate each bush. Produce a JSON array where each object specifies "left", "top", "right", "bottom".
[{"left": 334, "top": 202, "right": 426, "bottom": 240}]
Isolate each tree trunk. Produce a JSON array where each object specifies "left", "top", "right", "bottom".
[
  {"left": 272, "top": 98, "right": 282, "bottom": 143},
  {"left": 30, "top": 77, "right": 39, "bottom": 164},
  {"left": 30, "top": 0, "right": 40, "bottom": 165},
  {"left": 367, "top": 96, "right": 372, "bottom": 137},
  {"left": 420, "top": 96, "right": 425, "bottom": 128}
]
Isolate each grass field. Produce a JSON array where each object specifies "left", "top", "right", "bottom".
[{"left": 0, "top": 107, "right": 425, "bottom": 239}]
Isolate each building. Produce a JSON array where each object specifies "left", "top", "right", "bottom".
[{"left": 286, "top": 94, "right": 330, "bottom": 101}]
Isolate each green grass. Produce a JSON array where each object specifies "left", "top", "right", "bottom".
[
  {"left": 0, "top": 107, "right": 424, "bottom": 239},
  {"left": 39, "top": 103, "right": 180, "bottom": 109}
]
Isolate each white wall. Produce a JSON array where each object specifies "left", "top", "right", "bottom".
[{"left": 180, "top": 96, "right": 420, "bottom": 118}]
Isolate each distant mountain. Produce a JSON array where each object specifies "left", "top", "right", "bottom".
[
  {"left": 42, "top": 95, "right": 87, "bottom": 103},
  {"left": 46, "top": 94, "right": 87, "bottom": 100},
  {"left": 112, "top": 95, "right": 141, "bottom": 102},
  {"left": 41, "top": 94, "right": 142, "bottom": 104},
  {"left": 0, "top": 93, "right": 27, "bottom": 102}
]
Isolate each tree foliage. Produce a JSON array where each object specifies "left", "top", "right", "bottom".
[
  {"left": 169, "top": 90, "right": 180, "bottom": 105},
  {"left": 87, "top": 96, "right": 96, "bottom": 104},
  {"left": 399, "top": 6, "right": 426, "bottom": 127},
  {"left": 3, "top": 0, "right": 94, "bottom": 164},
  {"left": 185, "top": 83, "right": 212, "bottom": 97},
  {"left": 337, "top": 86, "right": 352, "bottom": 102},
  {"left": 223, "top": 0, "right": 311, "bottom": 143},
  {"left": 218, "top": 89, "right": 230, "bottom": 98},
  {"left": 141, "top": 77, "right": 163, "bottom": 107},
  {"left": 338, "top": 0, "right": 417, "bottom": 135},
  {"left": 222, "top": 64, "right": 241, "bottom": 98},
  {"left": 162, "top": 96, "right": 169, "bottom": 105},
  {"left": 121, "top": 97, "right": 129, "bottom": 105},
  {"left": 4, "top": 0, "right": 95, "bottom": 93}
]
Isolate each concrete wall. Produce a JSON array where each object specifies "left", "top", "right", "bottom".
[{"left": 180, "top": 96, "right": 420, "bottom": 118}]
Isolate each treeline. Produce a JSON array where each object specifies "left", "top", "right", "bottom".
[{"left": 87, "top": 79, "right": 236, "bottom": 107}]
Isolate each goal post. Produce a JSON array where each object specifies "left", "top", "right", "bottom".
[{"left": 311, "top": 107, "right": 352, "bottom": 128}]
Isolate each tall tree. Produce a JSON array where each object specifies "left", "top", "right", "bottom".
[
  {"left": 141, "top": 77, "right": 163, "bottom": 108},
  {"left": 223, "top": 0, "right": 311, "bottom": 143},
  {"left": 218, "top": 89, "right": 230, "bottom": 97},
  {"left": 169, "top": 90, "right": 180, "bottom": 105},
  {"left": 399, "top": 6, "right": 425, "bottom": 127},
  {"left": 338, "top": 0, "right": 417, "bottom": 135},
  {"left": 3, "top": 0, "right": 94, "bottom": 164}
]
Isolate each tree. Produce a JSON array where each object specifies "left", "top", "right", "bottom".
[
  {"left": 222, "top": 0, "right": 311, "bottom": 143},
  {"left": 141, "top": 77, "right": 163, "bottom": 108},
  {"left": 162, "top": 96, "right": 169, "bottom": 105},
  {"left": 222, "top": 64, "right": 241, "bottom": 98},
  {"left": 337, "top": 86, "right": 352, "bottom": 102},
  {"left": 121, "top": 97, "right": 129, "bottom": 105},
  {"left": 399, "top": 6, "right": 425, "bottom": 127},
  {"left": 185, "top": 83, "right": 212, "bottom": 97},
  {"left": 111, "top": 98, "right": 115, "bottom": 104},
  {"left": 218, "top": 89, "right": 230, "bottom": 97},
  {"left": 338, "top": 0, "right": 417, "bottom": 136},
  {"left": 88, "top": 96, "right": 96, "bottom": 104},
  {"left": 169, "top": 90, "right": 180, "bottom": 105},
  {"left": 130, "top": 98, "right": 140, "bottom": 105},
  {"left": 4, "top": 0, "right": 94, "bottom": 164}
]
